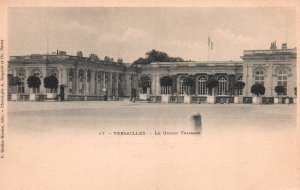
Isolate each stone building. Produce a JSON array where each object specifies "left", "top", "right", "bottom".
[
  {"left": 8, "top": 51, "right": 139, "bottom": 100},
  {"left": 8, "top": 42, "right": 297, "bottom": 103}
]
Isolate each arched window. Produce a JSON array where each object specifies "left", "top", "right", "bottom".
[
  {"left": 160, "top": 76, "right": 172, "bottom": 95},
  {"left": 277, "top": 70, "right": 288, "bottom": 95},
  {"left": 68, "top": 69, "right": 74, "bottom": 93},
  {"left": 197, "top": 76, "right": 207, "bottom": 95},
  {"left": 237, "top": 76, "right": 243, "bottom": 96},
  {"left": 254, "top": 70, "right": 264, "bottom": 86},
  {"left": 17, "top": 71, "right": 25, "bottom": 93},
  {"left": 218, "top": 76, "right": 228, "bottom": 95},
  {"left": 179, "top": 77, "right": 188, "bottom": 95}
]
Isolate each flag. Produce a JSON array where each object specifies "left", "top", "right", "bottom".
[{"left": 208, "top": 36, "right": 210, "bottom": 47}]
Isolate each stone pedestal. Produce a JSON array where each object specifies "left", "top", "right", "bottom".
[
  {"left": 11, "top": 94, "right": 20, "bottom": 101},
  {"left": 47, "top": 93, "right": 57, "bottom": 99},
  {"left": 234, "top": 96, "right": 243, "bottom": 104},
  {"left": 139, "top": 94, "right": 149, "bottom": 101},
  {"left": 207, "top": 96, "right": 216, "bottom": 104},
  {"left": 274, "top": 97, "right": 282, "bottom": 104},
  {"left": 161, "top": 95, "right": 169, "bottom": 103},
  {"left": 252, "top": 96, "right": 262, "bottom": 104},
  {"left": 29, "top": 94, "right": 38, "bottom": 101},
  {"left": 184, "top": 95, "right": 191, "bottom": 104}
]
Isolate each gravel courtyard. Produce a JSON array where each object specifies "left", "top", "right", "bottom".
[{"left": 3, "top": 101, "right": 299, "bottom": 190}]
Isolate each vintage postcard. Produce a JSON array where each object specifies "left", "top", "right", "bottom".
[{"left": 0, "top": 1, "right": 299, "bottom": 190}]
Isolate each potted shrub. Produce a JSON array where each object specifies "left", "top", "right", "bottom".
[
  {"left": 9, "top": 76, "right": 21, "bottom": 101},
  {"left": 206, "top": 78, "right": 218, "bottom": 104},
  {"left": 27, "top": 75, "right": 41, "bottom": 101},
  {"left": 160, "top": 76, "right": 173, "bottom": 103},
  {"left": 274, "top": 85, "right": 284, "bottom": 104},
  {"left": 44, "top": 75, "right": 59, "bottom": 99},
  {"left": 251, "top": 83, "right": 265, "bottom": 104},
  {"left": 234, "top": 81, "right": 245, "bottom": 104},
  {"left": 139, "top": 76, "right": 151, "bottom": 101}
]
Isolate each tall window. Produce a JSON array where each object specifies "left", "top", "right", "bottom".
[
  {"left": 218, "top": 76, "right": 228, "bottom": 95},
  {"left": 86, "top": 70, "right": 91, "bottom": 94},
  {"left": 197, "top": 76, "right": 207, "bottom": 95},
  {"left": 237, "top": 76, "right": 243, "bottom": 96},
  {"left": 17, "top": 72, "right": 25, "bottom": 93},
  {"left": 97, "top": 72, "right": 103, "bottom": 94},
  {"left": 254, "top": 70, "right": 264, "bottom": 86},
  {"left": 277, "top": 70, "right": 288, "bottom": 95},
  {"left": 179, "top": 77, "right": 188, "bottom": 95},
  {"left": 161, "top": 86, "right": 171, "bottom": 94},
  {"left": 68, "top": 69, "right": 74, "bottom": 93}
]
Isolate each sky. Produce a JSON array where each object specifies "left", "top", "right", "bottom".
[{"left": 8, "top": 7, "right": 297, "bottom": 63}]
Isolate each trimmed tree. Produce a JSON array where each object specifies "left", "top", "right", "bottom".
[
  {"left": 206, "top": 78, "right": 218, "bottom": 96},
  {"left": 9, "top": 76, "right": 21, "bottom": 94},
  {"left": 44, "top": 75, "right": 59, "bottom": 93},
  {"left": 251, "top": 83, "right": 265, "bottom": 96},
  {"left": 234, "top": 81, "right": 245, "bottom": 96},
  {"left": 27, "top": 75, "right": 41, "bottom": 93},
  {"left": 140, "top": 76, "right": 151, "bottom": 93},
  {"left": 274, "top": 86, "right": 284, "bottom": 97}
]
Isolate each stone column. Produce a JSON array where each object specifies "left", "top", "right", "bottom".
[
  {"left": 126, "top": 74, "right": 131, "bottom": 97},
  {"left": 265, "top": 64, "right": 273, "bottom": 97},
  {"left": 156, "top": 75, "right": 160, "bottom": 95},
  {"left": 172, "top": 75, "right": 177, "bottom": 95},
  {"left": 40, "top": 67, "right": 47, "bottom": 94},
  {"left": 75, "top": 69, "right": 79, "bottom": 95},
  {"left": 246, "top": 64, "right": 253, "bottom": 96},
  {"left": 288, "top": 65, "right": 295, "bottom": 97},
  {"left": 83, "top": 69, "right": 88, "bottom": 95},
  {"left": 242, "top": 64, "right": 248, "bottom": 96},
  {"left": 25, "top": 67, "right": 31, "bottom": 94},
  {"left": 116, "top": 73, "right": 119, "bottom": 97},
  {"left": 90, "top": 71, "right": 95, "bottom": 95},
  {"left": 110, "top": 72, "right": 113, "bottom": 96},
  {"left": 102, "top": 72, "right": 106, "bottom": 95},
  {"left": 94, "top": 71, "right": 98, "bottom": 95}
]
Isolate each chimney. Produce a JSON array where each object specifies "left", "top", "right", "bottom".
[{"left": 282, "top": 43, "right": 287, "bottom": 50}]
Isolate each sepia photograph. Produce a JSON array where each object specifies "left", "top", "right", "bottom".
[{"left": 1, "top": 3, "right": 299, "bottom": 190}]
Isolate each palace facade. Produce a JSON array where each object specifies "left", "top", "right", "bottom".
[{"left": 8, "top": 42, "right": 297, "bottom": 103}]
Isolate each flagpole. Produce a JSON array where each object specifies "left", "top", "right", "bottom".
[{"left": 207, "top": 35, "right": 210, "bottom": 63}]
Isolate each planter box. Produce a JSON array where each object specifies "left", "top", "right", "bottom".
[
  {"left": 234, "top": 96, "right": 243, "bottom": 104},
  {"left": 285, "top": 98, "right": 290, "bottom": 104},
  {"left": 139, "top": 94, "right": 149, "bottom": 101},
  {"left": 11, "top": 94, "right": 20, "bottom": 101},
  {"left": 207, "top": 96, "right": 216, "bottom": 104},
  {"left": 29, "top": 94, "right": 38, "bottom": 101},
  {"left": 274, "top": 97, "right": 282, "bottom": 104},
  {"left": 252, "top": 96, "right": 262, "bottom": 104},
  {"left": 47, "top": 93, "right": 57, "bottom": 99},
  {"left": 184, "top": 95, "right": 191, "bottom": 104},
  {"left": 161, "top": 94, "right": 170, "bottom": 103}
]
